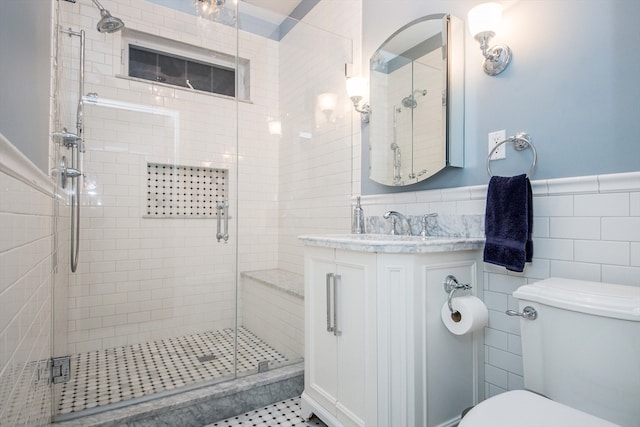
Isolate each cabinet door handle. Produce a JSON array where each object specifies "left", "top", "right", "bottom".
[
  {"left": 333, "top": 274, "right": 341, "bottom": 336},
  {"left": 326, "top": 273, "right": 334, "bottom": 333}
]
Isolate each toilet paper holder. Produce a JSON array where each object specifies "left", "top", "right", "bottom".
[{"left": 443, "top": 275, "right": 472, "bottom": 313}]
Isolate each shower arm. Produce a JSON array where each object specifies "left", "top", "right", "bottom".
[{"left": 91, "top": 0, "right": 107, "bottom": 14}]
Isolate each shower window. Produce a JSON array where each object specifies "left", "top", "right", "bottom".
[
  {"left": 129, "top": 46, "right": 235, "bottom": 97},
  {"left": 122, "top": 29, "right": 250, "bottom": 100}
]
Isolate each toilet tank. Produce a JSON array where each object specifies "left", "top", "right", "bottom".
[{"left": 513, "top": 278, "right": 640, "bottom": 427}]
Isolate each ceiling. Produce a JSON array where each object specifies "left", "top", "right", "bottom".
[
  {"left": 242, "top": 0, "right": 303, "bottom": 18},
  {"left": 145, "top": 0, "right": 311, "bottom": 39}
]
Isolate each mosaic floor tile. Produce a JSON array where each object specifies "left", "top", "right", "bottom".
[
  {"left": 207, "top": 397, "right": 327, "bottom": 427},
  {"left": 57, "top": 327, "right": 288, "bottom": 415}
]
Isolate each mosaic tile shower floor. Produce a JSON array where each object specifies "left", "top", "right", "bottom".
[
  {"left": 208, "top": 397, "right": 327, "bottom": 427},
  {"left": 57, "top": 327, "right": 288, "bottom": 415}
]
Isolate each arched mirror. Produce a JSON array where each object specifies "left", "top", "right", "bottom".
[{"left": 369, "top": 14, "right": 464, "bottom": 186}]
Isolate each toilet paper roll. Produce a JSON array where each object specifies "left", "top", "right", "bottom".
[{"left": 441, "top": 295, "right": 489, "bottom": 335}]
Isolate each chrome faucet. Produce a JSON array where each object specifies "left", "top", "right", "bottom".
[{"left": 383, "top": 210, "right": 411, "bottom": 235}]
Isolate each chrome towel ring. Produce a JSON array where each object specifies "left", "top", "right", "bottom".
[{"left": 487, "top": 132, "right": 537, "bottom": 178}]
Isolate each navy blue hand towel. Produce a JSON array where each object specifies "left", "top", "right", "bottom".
[{"left": 483, "top": 174, "right": 533, "bottom": 272}]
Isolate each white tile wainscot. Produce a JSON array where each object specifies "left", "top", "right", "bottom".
[
  {"left": 357, "top": 171, "right": 640, "bottom": 400},
  {"left": 299, "top": 235, "right": 485, "bottom": 427},
  {"left": 0, "top": 134, "right": 54, "bottom": 425}
]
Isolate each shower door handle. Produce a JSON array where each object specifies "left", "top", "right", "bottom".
[
  {"left": 216, "top": 202, "right": 222, "bottom": 242},
  {"left": 222, "top": 200, "right": 229, "bottom": 242},
  {"left": 216, "top": 200, "right": 229, "bottom": 243}
]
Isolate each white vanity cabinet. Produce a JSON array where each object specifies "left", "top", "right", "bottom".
[
  {"left": 300, "top": 235, "right": 485, "bottom": 427},
  {"left": 301, "top": 247, "right": 377, "bottom": 427}
]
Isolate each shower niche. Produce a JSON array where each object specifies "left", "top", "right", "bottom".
[
  {"left": 145, "top": 163, "right": 227, "bottom": 218},
  {"left": 368, "top": 14, "right": 464, "bottom": 186}
]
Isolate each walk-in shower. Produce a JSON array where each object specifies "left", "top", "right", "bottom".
[{"left": 52, "top": 0, "right": 351, "bottom": 422}]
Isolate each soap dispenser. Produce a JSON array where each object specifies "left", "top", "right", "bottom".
[{"left": 352, "top": 196, "right": 365, "bottom": 234}]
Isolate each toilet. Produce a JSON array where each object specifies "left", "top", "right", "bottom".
[{"left": 459, "top": 277, "right": 640, "bottom": 427}]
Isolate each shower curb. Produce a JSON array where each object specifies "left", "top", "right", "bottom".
[{"left": 53, "top": 363, "right": 304, "bottom": 426}]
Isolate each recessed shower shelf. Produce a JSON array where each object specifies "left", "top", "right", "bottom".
[{"left": 145, "top": 163, "right": 227, "bottom": 218}]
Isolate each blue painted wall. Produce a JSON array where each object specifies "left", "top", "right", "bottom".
[
  {"left": 362, "top": 0, "right": 640, "bottom": 194},
  {"left": 0, "top": 0, "right": 52, "bottom": 173}
]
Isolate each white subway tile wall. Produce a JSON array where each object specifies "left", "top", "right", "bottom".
[
  {"left": 277, "top": 0, "right": 361, "bottom": 275},
  {"left": 57, "top": 0, "right": 283, "bottom": 353},
  {"left": 360, "top": 172, "right": 640, "bottom": 398},
  {"left": 0, "top": 138, "right": 54, "bottom": 424}
]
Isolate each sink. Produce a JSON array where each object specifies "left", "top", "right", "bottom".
[{"left": 298, "top": 233, "right": 485, "bottom": 254}]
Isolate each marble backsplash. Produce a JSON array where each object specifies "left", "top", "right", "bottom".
[{"left": 365, "top": 214, "right": 484, "bottom": 238}]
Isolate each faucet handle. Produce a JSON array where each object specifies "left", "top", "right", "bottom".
[{"left": 420, "top": 213, "right": 438, "bottom": 237}]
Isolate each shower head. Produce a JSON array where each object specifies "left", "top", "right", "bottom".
[
  {"left": 401, "top": 96, "right": 417, "bottom": 109},
  {"left": 401, "top": 89, "right": 427, "bottom": 109},
  {"left": 92, "top": 0, "right": 125, "bottom": 33}
]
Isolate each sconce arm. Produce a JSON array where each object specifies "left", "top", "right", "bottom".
[
  {"left": 351, "top": 97, "right": 371, "bottom": 123},
  {"left": 474, "top": 31, "right": 512, "bottom": 76},
  {"left": 474, "top": 31, "right": 494, "bottom": 58}
]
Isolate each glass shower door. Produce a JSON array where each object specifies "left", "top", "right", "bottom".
[
  {"left": 233, "top": 0, "right": 353, "bottom": 379},
  {"left": 52, "top": 0, "right": 241, "bottom": 419}
]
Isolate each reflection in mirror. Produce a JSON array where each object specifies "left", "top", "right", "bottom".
[{"left": 369, "top": 14, "right": 463, "bottom": 187}]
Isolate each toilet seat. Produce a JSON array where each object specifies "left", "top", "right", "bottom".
[{"left": 458, "top": 390, "right": 619, "bottom": 427}]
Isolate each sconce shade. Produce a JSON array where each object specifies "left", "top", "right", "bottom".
[
  {"left": 467, "top": 2, "right": 503, "bottom": 37},
  {"left": 346, "top": 77, "right": 366, "bottom": 100},
  {"left": 345, "top": 76, "right": 370, "bottom": 122}
]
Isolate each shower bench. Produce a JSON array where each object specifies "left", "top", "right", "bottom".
[{"left": 240, "top": 269, "right": 305, "bottom": 363}]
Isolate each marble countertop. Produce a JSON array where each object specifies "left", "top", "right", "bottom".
[{"left": 298, "top": 234, "right": 485, "bottom": 254}]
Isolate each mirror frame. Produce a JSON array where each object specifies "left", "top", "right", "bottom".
[{"left": 364, "top": 13, "right": 464, "bottom": 191}]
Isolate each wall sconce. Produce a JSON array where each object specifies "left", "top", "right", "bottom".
[
  {"left": 467, "top": 2, "right": 512, "bottom": 76},
  {"left": 346, "top": 77, "right": 371, "bottom": 123}
]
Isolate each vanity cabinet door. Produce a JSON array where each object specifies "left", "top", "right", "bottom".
[
  {"left": 302, "top": 247, "right": 377, "bottom": 427},
  {"left": 304, "top": 249, "right": 339, "bottom": 415},
  {"left": 335, "top": 250, "right": 376, "bottom": 427}
]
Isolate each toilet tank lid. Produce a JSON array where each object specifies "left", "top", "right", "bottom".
[{"left": 513, "top": 278, "right": 640, "bottom": 321}]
